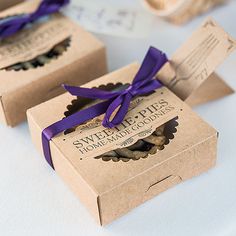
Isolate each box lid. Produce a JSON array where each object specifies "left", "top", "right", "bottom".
[
  {"left": 27, "top": 63, "right": 217, "bottom": 196},
  {"left": 0, "top": 0, "right": 104, "bottom": 96}
]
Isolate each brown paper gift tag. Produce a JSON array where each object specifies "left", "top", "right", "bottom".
[
  {"left": 186, "top": 72, "right": 234, "bottom": 106},
  {"left": 157, "top": 18, "right": 236, "bottom": 106}
]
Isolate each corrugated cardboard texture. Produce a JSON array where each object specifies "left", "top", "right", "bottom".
[
  {"left": 0, "top": 0, "right": 23, "bottom": 11},
  {"left": 27, "top": 63, "right": 218, "bottom": 225},
  {"left": 0, "top": 0, "right": 107, "bottom": 126}
]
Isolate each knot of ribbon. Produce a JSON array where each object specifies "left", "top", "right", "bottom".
[
  {"left": 0, "top": 0, "right": 70, "bottom": 39},
  {"left": 42, "top": 47, "right": 168, "bottom": 169}
]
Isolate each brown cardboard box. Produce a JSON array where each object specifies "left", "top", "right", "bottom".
[
  {"left": 0, "top": 0, "right": 107, "bottom": 126},
  {"left": 0, "top": 0, "right": 23, "bottom": 11},
  {"left": 27, "top": 18, "right": 236, "bottom": 225},
  {"left": 143, "top": 0, "right": 226, "bottom": 24},
  {"left": 27, "top": 63, "right": 218, "bottom": 225}
]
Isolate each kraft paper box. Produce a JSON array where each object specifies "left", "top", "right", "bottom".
[
  {"left": 27, "top": 19, "right": 235, "bottom": 225},
  {"left": 0, "top": 0, "right": 23, "bottom": 11},
  {"left": 0, "top": 1, "right": 107, "bottom": 127},
  {"left": 143, "top": 0, "right": 226, "bottom": 24},
  {"left": 27, "top": 63, "right": 218, "bottom": 225}
]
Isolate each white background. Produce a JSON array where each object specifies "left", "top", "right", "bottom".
[{"left": 0, "top": 0, "right": 236, "bottom": 235}]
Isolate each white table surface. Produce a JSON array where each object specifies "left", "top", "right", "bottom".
[{"left": 1, "top": 1, "right": 236, "bottom": 235}]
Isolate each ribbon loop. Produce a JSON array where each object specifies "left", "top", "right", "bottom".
[
  {"left": 42, "top": 46, "right": 168, "bottom": 169},
  {"left": 62, "top": 84, "right": 120, "bottom": 100}
]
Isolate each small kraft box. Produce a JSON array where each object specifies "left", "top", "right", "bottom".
[
  {"left": 27, "top": 19, "right": 235, "bottom": 225},
  {"left": 0, "top": 0, "right": 107, "bottom": 126},
  {"left": 0, "top": 0, "right": 23, "bottom": 12},
  {"left": 143, "top": 0, "right": 226, "bottom": 24}
]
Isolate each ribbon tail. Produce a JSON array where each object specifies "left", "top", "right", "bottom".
[
  {"left": 136, "top": 79, "right": 163, "bottom": 96},
  {"left": 31, "top": 0, "right": 70, "bottom": 19},
  {"left": 102, "top": 93, "right": 132, "bottom": 128},
  {"left": 0, "top": 16, "right": 31, "bottom": 38},
  {"left": 63, "top": 84, "right": 120, "bottom": 100},
  {"left": 42, "top": 100, "right": 110, "bottom": 169}
]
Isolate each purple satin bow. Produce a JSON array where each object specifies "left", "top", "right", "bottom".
[
  {"left": 42, "top": 47, "right": 168, "bottom": 169},
  {"left": 0, "top": 0, "right": 70, "bottom": 38}
]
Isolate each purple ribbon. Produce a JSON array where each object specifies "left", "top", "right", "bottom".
[
  {"left": 0, "top": 0, "right": 70, "bottom": 38},
  {"left": 42, "top": 47, "right": 168, "bottom": 169}
]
